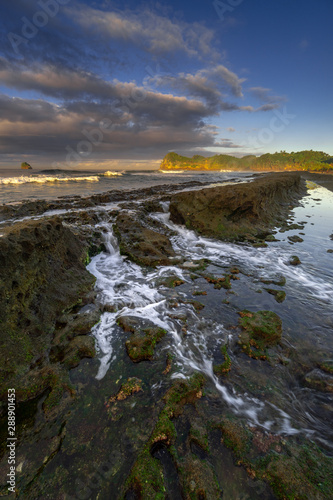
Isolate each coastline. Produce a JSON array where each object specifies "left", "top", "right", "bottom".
[{"left": 0, "top": 171, "right": 333, "bottom": 499}]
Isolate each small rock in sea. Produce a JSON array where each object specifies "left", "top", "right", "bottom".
[
  {"left": 327, "top": 249, "right": 333, "bottom": 254},
  {"left": 289, "top": 255, "right": 301, "bottom": 266},
  {"left": 21, "top": 161, "right": 32, "bottom": 169},
  {"left": 288, "top": 235, "right": 304, "bottom": 243}
]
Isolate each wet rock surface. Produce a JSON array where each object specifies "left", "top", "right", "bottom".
[
  {"left": 0, "top": 175, "right": 333, "bottom": 499},
  {"left": 170, "top": 172, "right": 306, "bottom": 242},
  {"left": 0, "top": 217, "right": 97, "bottom": 403},
  {"left": 114, "top": 212, "right": 177, "bottom": 267}
]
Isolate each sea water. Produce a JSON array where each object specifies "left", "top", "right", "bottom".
[{"left": 0, "top": 168, "right": 254, "bottom": 204}]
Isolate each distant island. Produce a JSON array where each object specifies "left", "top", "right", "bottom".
[
  {"left": 160, "top": 150, "right": 333, "bottom": 172},
  {"left": 21, "top": 161, "right": 32, "bottom": 169}
]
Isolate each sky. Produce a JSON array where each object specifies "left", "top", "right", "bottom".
[{"left": 0, "top": 0, "right": 332, "bottom": 170}]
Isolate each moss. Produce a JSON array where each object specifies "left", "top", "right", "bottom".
[
  {"left": 108, "top": 377, "right": 143, "bottom": 403},
  {"left": 161, "top": 276, "right": 185, "bottom": 288},
  {"left": 189, "top": 423, "right": 210, "bottom": 453},
  {"left": 265, "top": 288, "right": 286, "bottom": 303},
  {"left": 125, "top": 448, "right": 166, "bottom": 499},
  {"left": 215, "top": 414, "right": 333, "bottom": 500},
  {"left": 125, "top": 327, "right": 167, "bottom": 362},
  {"left": 213, "top": 344, "right": 231, "bottom": 375},
  {"left": 319, "top": 361, "right": 333, "bottom": 374},
  {"left": 204, "top": 273, "right": 232, "bottom": 289},
  {"left": 217, "top": 416, "right": 251, "bottom": 458},
  {"left": 289, "top": 255, "right": 301, "bottom": 265},
  {"left": 124, "top": 373, "right": 206, "bottom": 498},
  {"left": 163, "top": 353, "right": 173, "bottom": 375},
  {"left": 182, "top": 300, "right": 205, "bottom": 312},
  {"left": 261, "top": 275, "right": 286, "bottom": 286},
  {"left": 238, "top": 310, "right": 282, "bottom": 360}
]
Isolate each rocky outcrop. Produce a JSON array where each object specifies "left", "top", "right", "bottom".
[
  {"left": 170, "top": 172, "right": 306, "bottom": 242},
  {"left": 21, "top": 162, "right": 32, "bottom": 169},
  {"left": 114, "top": 212, "right": 177, "bottom": 267},
  {"left": 0, "top": 217, "right": 96, "bottom": 403}
]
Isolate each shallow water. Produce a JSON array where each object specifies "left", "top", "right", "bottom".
[{"left": 88, "top": 184, "right": 333, "bottom": 451}]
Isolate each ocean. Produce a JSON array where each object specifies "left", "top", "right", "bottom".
[{"left": 0, "top": 168, "right": 253, "bottom": 204}]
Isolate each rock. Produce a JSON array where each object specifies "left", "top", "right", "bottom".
[
  {"left": 0, "top": 217, "right": 96, "bottom": 400},
  {"left": 118, "top": 316, "right": 168, "bottom": 362},
  {"left": 289, "top": 255, "right": 301, "bottom": 266},
  {"left": 288, "top": 235, "right": 304, "bottom": 243},
  {"left": 304, "top": 369, "right": 333, "bottom": 392},
  {"left": 238, "top": 310, "right": 282, "bottom": 359},
  {"left": 327, "top": 249, "right": 333, "bottom": 254},
  {"left": 169, "top": 172, "right": 305, "bottom": 241},
  {"left": 114, "top": 212, "right": 176, "bottom": 267},
  {"left": 260, "top": 275, "right": 286, "bottom": 286},
  {"left": 21, "top": 161, "right": 32, "bottom": 169},
  {"left": 265, "top": 288, "right": 286, "bottom": 303},
  {"left": 108, "top": 377, "right": 143, "bottom": 403}
]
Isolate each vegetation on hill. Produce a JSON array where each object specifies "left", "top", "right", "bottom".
[{"left": 160, "top": 150, "right": 333, "bottom": 172}]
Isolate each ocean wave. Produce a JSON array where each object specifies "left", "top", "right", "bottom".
[
  {"left": 0, "top": 175, "right": 100, "bottom": 185},
  {"left": 99, "top": 171, "right": 124, "bottom": 177},
  {"left": 160, "top": 170, "right": 185, "bottom": 174}
]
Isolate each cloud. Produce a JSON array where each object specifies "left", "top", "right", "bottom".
[
  {"left": 249, "top": 87, "right": 286, "bottom": 106},
  {"left": 71, "top": 5, "right": 217, "bottom": 59},
  {"left": 0, "top": 2, "right": 288, "bottom": 166},
  {"left": 227, "top": 127, "right": 235, "bottom": 132},
  {"left": 0, "top": 94, "right": 62, "bottom": 123}
]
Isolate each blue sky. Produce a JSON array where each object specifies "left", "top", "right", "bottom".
[{"left": 0, "top": 0, "right": 332, "bottom": 169}]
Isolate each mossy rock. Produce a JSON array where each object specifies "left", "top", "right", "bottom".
[
  {"left": 289, "top": 255, "right": 301, "bottom": 265},
  {"left": 213, "top": 344, "right": 231, "bottom": 376},
  {"left": 108, "top": 377, "right": 143, "bottom": 403},
  {"left": 124, "top": 373, "right": 206, "bottom": 498},
  {"left": 125, "top": 326, "right": 167, "bottom": 362},
  {"left": 265, "top": 288, "right": 286, "bottom": 303},
  {"left": 238, "top": 310, "right": 282, "bottom": 359}
]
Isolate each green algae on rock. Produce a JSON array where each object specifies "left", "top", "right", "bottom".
[
  {"left": 169, "top": 172, "right": 305, "bottom": 242},
  {"left": 289, "top": 255, "right": 302, "bottom": 265},
  {"left": 117, "top": 316, "right": 168, "bottom": 362},
  {"left": 215, "top": 414, "right": 333, "bottom": 500},
  {"left": 264, "top": 288, "right": 286, "bottom": 303},
  {"left": 114, "top": 212, "right": 176, "bottom": 267},
  {"left": 213, "top": 344, "right": 232, "bottom": 376},
  {"left": 108, "top": 377, "right": 143, "bottom": 403},
  {"left": 124, "top": 373, "right": 206, "bottom": 499},
  {"left": 0, "top": 217, "right": 96, "bottom": 401},
  {"left": 238, "top": 310, "right": 282, "bottom": 360}
]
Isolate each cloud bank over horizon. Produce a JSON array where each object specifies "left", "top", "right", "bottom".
[{"left": 0, "top": 0, "right": 331, "bottom": 169}]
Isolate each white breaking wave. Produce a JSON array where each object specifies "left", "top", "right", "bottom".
[
  {"left": 0, "top": 175, "right": 100, "bottom": 185},
  {"left": 160, "top": 169, "right": 185, "bottom": 174},
  {"left": 99, "top": 170, "right": 124, "bottom": 177}
]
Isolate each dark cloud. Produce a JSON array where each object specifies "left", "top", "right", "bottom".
[
  {"left": 0, "top": 94, "right": 61, "bottom": 123},
  {"left": 0, "top": 2, "right": 285, "bottom": 165}
]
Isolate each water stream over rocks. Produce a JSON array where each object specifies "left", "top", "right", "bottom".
[
  {"left": 1, "top": 175, "right": 333, "bottom": 499},
  {"left": 88, "top": 185, "right": 333, "bottom": 452}
]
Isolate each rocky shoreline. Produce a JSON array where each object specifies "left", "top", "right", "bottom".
[{"left": 0, "top": 172, "right": 332, "bottom": 499}]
